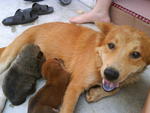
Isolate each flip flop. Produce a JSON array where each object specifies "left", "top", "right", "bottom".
[
  {"left": 2, "top": 9, "right": 38, "bottom": 26},
  {"left": 24, "top": 0, "right": 44, "bottom": 2},
  {"left": 59, "top": 0, "right": 72, "bottom": 5},
  {"left": 32, "top": 3, "right": 54, "bottom": 15}
]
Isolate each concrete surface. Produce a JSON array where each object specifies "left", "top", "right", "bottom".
[{"left": 0, "top": 0, "right": 150, "bottom": 113}]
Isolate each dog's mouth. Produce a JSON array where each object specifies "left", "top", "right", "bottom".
[{"left": 102, "top": 79, "right": 119, "bottom": 92}]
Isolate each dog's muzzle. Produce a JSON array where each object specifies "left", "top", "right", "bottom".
[{"left": 102, "top": 67, "right": 119, "bottom": 92}]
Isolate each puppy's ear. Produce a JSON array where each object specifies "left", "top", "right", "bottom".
[{"left": 95, "top": 22, "right": 116, "bottom": 35}]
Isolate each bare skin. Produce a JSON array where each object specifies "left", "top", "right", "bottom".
[{"left": 69, "top": 0, "right": 111, "bottom": 24}]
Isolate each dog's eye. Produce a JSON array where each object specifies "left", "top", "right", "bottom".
[
  {"left": 130, "top": 51, "right": 141, "bottom": 59},
  {"left": 108, "top": 43, "right": 115, "bottom": 49}
]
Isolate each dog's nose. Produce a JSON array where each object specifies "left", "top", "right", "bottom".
[{"left": 104, "top": 67, "right": 119, "bottom": 81}]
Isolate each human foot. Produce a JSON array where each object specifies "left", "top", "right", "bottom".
[{"left": 69, "top": 11, "right": 110, "bottom": 24}]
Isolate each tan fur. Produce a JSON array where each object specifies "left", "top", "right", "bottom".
[
  {"left": 96, "top": 24, "right": 149, "bottom": 83},
  {"left": 0, "top": 22, "right": 150, "bottom": 113}
]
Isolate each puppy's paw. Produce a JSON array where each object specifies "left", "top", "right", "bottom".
[{"left": 85, "top": 85, "right": 104, "bottom": 103}]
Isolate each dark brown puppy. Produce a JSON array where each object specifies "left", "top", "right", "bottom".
[
  {"left": 2, "top": 44, "right": 45, "bottom": 105},
  {"left": 28, "top": 58, "right": 70, "bottom": 113}
]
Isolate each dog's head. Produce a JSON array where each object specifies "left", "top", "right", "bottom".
[{"left": 95, "top": 22, "right": 150, "bottom": 92}]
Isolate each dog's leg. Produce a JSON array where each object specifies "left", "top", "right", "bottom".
[
  {"left": 0, "top": 36, "right": 34, "bottom": 112},
  {"left": 0, "top": 72, "right": 7, "bottom": 113},
  {"left": 0, "top": 51, "right": 19, "bottom": 112},
  {"left": 0, "top": 47, "right": 24, "bottom": 112},
  {"left": 59, "top": 68, "right": 99, "bottom": 113},
  {"left": 86, "top": 86, "right": 120, "bottom": 103},
  {"left": 0, "top": 48, "right": 8, "bottom": 113},
  {"left": 0, "top": 32, "right": 34, "bottom": 74},
  {"left": 0, "top": 88, "right": 6, "bottom": 113},
  {"left": 59, "top": 79, "right": 85, "bottom": 113}
]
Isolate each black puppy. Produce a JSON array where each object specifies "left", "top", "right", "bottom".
[{"left": 2, "top": 44, "right": 45, "bottom": 105}]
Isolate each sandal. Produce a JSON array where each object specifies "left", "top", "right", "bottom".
[
  {"left": 32, "top": 3, "right": 54, "bottom": 15},
  {"left": 2, "top": 9, "right": 38, "bottom": 26},
  {"left": 59, "top": 0, "right": 72, "bottom": 5}
]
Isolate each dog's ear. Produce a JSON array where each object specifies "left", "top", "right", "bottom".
[{"left": 95, "top": 22, "right": 116, "bottom": 35}]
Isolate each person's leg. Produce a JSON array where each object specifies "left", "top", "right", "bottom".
[
  {"left": 69, "top": 0, "right": 112, "bottom": 24},
  {"left": 142, "top": 91, "right": 150, "bottom": 113}
]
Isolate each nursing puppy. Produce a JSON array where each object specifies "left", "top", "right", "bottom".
[
  {"left": 0, "top": 22, "right": 150, "bottom": 113},
  {"left": 2, "top": 44, "right": 45, "bottom": 105},
  {"left": 28, "top": 58, "right": 70, "bottom": 113}
]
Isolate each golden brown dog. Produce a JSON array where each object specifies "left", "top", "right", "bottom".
[
  {"left": 0, "top": 22, "right": 150, "bottom": 113},
  {"left": 28, "top": 58, "right": 70, "bottom": 113}
]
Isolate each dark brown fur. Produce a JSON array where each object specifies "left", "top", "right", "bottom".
[{"left": 28, "top": 58, "right": 70, "bottom": 113}]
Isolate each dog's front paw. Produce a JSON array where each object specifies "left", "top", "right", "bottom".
[
  {"left": 86, "top": 85, "right": 103, "bottom": 103},
  {"left": 86, "top": 85, "right": 120, "bottom": 103}
]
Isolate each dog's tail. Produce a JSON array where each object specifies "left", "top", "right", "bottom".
[{"left": 0, "top": 29, "right": 35, "bottom": 74}]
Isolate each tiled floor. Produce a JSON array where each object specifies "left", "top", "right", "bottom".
[{"left": 0, "top": 0, "right": 150, "bottom": 113}]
